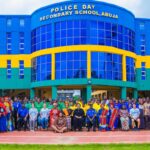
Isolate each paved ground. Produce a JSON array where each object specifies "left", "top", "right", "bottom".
[{"left": 0, "top": 130, "right": 150, "bottom": 144}]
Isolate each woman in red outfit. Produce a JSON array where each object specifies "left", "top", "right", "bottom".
[{"left": 49, "top": 102, "right": 60, "bottom": 127}]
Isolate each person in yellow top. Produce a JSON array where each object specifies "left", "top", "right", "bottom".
[
  {"left": 93, "top": 100, "right": 101, "bottom": 112},
  {"left": 82, "top": 102, "right": 90, "bottom": 114}
]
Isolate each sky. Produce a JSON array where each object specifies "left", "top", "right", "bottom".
[{"left": 0, "top": 0, "right": 149, "bottom": 18}]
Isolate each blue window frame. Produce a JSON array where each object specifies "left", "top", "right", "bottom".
[
  {"left": 31, "top": 55, "right": 51, "bottom": 82},
  {"left": 31, "top": 24, "right": 52, "bottom": 53},
  {"left": 141, "top": 62, "right": 146, "bottom": 80},
  {"left": 54, "top": 20, "right": 135, "bottom": 53},
  {"left": 19, "top": 60, "right": 24, "bottom": 79},
  {"left": 55, "top": 52, "right": 87, "bottom": 79},
  {"left": 6, "top": 32, "right": 12, "bottom": 54},
  {"left": 126, "top": 57, "right": 136, "bottom": 82},
  {"left": 7, "top": 60, "right": 11, "bottom": 79},
  {"left": 91, "top": 52, "right": 122, "bottom": 80}
]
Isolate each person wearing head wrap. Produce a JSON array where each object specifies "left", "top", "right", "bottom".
[
  {"left": 63, "top": 103, "right": 73, "bottom": 130},
  {"left": 51, "top": 111, "right": 67, "bottom": 133},
  {"left": 119, "top": 105, "right": 129, "bottom": 131},
  {"left": 97, "top": 103, "right": 109, "bottom": 131},
  {"left": 86, "top": 103, "right": 97, "bottom": 131},
  {"left": 108, "top": 103, "right": 119, "bottom": 131},
  {"left": 49, "top": 102, "right": 60, "bottom": 127},
  {"left": 0, "top": 100, "right": 7, "bottom": 132},
  {"left": 73, "top": 103, "right": 84, "bottom": 131}
]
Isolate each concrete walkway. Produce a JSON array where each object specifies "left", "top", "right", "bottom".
[{"left": 0, "top": 131, "right": 150, "bottom": 144}]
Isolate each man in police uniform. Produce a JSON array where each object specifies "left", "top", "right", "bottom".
[
  {"left": 86, "top": 103, "right": 97, "bottom": 131},
  {"left": 17, "top": 103, "right": 29, "bottom": 131}
]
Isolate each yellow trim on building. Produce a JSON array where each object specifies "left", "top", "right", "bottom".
[
  {"left": 0, "top": 55, "right": 31, "bottom": 68},
  {"left": 136, "top": 56, "right": 150, "bottom": 68},
  {"left": 0, "top": 45, "right": 149, "bottom": 72}
]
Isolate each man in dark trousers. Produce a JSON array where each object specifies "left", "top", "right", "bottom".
[
  {"left": 13, "top": 97, "right": 22, "bottom": 130},
  {"left": 17, "top": 103, "right": 29, "bottom": 131},
  {"left": 73, "top": 103, "right": 84, "bottom": 131},
  {"left": 86, "top": 103, "right": 97, "bottom": 131}
]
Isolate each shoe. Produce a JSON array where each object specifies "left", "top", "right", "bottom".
[{"left": 93, "top": 129, "right": 96, "bottom": 132}]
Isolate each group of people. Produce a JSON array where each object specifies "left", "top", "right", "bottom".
[{"left": 0, "top": 96, "right": 150, "bottom": 133}]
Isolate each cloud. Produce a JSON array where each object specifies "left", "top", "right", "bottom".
[{"left": 0, "top": 0, "right": 149, "bottom": 18}]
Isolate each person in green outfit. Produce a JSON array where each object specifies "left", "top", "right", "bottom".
[
  {"left": 58, "top": 99, "right": 66, "bottom": 111},
  {"left": 46, "top": 99, "right": 54, "bottom": 110},
  {"left": 34, "top": 98, "right": 44, "bottom": 129}
]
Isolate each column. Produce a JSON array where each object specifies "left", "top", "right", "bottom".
[
  {"left": 51, "top": 53, "right": 55, "bottom": 80},
  {"left": 81, "top": 88, "right": 86, "bottom": 103},
  {"left": 0, "top": 90, "right": 2, "bottom": 97},
  {"left": 122, "top": 55, "right": 127, "bottom": 81},
  {"left": 52, "top": 86, "right": 57, "bottom": 100},
  {"left": 87, "top": 50, "right": 91, "bottom": 79},
  {"left": 121, "top": 87, "right": 127, "bottom": 100},
  {"left": 30, "top": 88, "right": 35, "bottom": 99},
  {"left": 86, "top": 85, "right": 92, "bottom": 102},
  {"left": 133, "top": 89, "right": 138, "bottom": 99}
]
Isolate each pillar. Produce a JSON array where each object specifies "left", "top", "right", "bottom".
[
  {"left": 86, "top": 85, "right": 92, "bottom": 102},
  {"left": 121, "top": 87, "right": 127, "bottom": 100},
  {"left": 87, "top": 50, "right": 91, "bottom": 78},
  {"left": 122, "top": 55, "right": 127, "bottom": 81},
  {"left": 133, "top": 89, "right": 138, "bottom": 99},
  {"left": 0, "top": 90, "right": 2, "bottom": 97},
  {"left": 30, "top": 88, "right": 35, "bottom": 99},
  {"left": 52, "top": 86, "right": 57, "bottom": 100},
  {"left": 51, "top": 53, "right": 55, "bottom": 80},
  {"left": 81, "top": 88, "right": 86, "bottom": 103}
]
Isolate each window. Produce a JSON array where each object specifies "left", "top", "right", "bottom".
[
  {"left": 19, "top": 60, "right": 24, "bottom": 79},
  {"left": 20, "top": 19, "right": 25, "bottom": 26},
  {"left": 7, "top": 19, "right": 12, "bottom": 26},
  {"left": 139, "top": 22, "right": 145, "bottom": 30},
  {"left": 7, "top": 60, "right": 11, "bottom": 79},
  {"left": 55, "top": 52, "right": 87, "bottom": 79},
  {"left": 31, "top": 24, "right": 52, "bottom": 53},
  {"left": 140, "top": 34, "right": 146, "bottom": 56},
  {"left": 54, "top": 20, "right": 135, "bottom": 53},
  {"left": 19, "top": 32, "right": 25, "bottom": 54},
  {"left": 91, "top": 52, "right": 122, "bottom": 80},
  {"left": 126, "top": 57, "right": 136, "bottom": 82},
  {"left": 31, "top": 55, "right": 51, "bottom": 82},
  {"left": 6, "top": 33, "right": 12, "bottom": 54},
  {"left": 141, "top": 62, "right": 146, "bottom": 80}
]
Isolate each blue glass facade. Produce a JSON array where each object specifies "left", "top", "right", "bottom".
[
  {"left": 54, "top": 20, "right": 135, "bottom": 52},
  {"left": 31, "top": 55, "right": 51, "bottom": 82},
  {"left": 91, "top": 52, "right": 122, "bottom": 80},
  {"left": 126, "top": 57, "right": 136, "bottom": 82},
  {"left": 55, "top": 52, "right": 87, "bottom": 79},
  {"left": 31, "top": 24, "right": 52, "bottom": 52}
]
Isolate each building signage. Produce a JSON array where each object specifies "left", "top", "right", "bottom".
[{"left": 40, "top": 4, "right": 118, "bottom": 21}]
